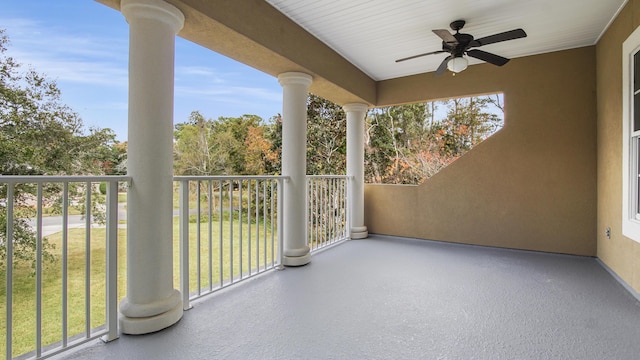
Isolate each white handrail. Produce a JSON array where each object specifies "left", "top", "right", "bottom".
[
  {"left": 0, "top": 175, "right": 131, "bottom": 184},
  {"left": 173, "top": 175, "right": 288, "bottom": 181}
]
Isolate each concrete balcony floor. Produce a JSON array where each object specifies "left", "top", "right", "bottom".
[{"left": 61, "top": 235, "right": 640, "bottom": 359}]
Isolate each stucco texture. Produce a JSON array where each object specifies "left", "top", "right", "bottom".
[
  {"left": 366, "top": 47, "right": 598, "bottom": 256},
  {"left": 597, "top": 0, "right": 640, "bottom": 293}
]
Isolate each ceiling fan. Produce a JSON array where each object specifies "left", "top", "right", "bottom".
[{"left": 395, "top": 20, "right": 527, "bottom": 76}]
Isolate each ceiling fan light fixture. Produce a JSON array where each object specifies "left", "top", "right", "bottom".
[{"left": 447, "top": 56, "right": 468, "bottom": 73}]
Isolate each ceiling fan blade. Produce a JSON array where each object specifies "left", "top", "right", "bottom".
[
  {"left": 467, "top": 49, "right": 510, "bottom": 66},
  {"left": 470, "top": 29, "right": 527, "bottom": 47},
  {"left": 435, "top": 55, "right": 453, "bottom": 76},
  {"left": 395, "top": 50, "right": 446, "bottom": 63},
  {"left": 432, "top": 29, "right": 458, "bottom": 44}
]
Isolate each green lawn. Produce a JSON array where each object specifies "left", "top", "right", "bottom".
[{"left": 0, "top": 215, "right": 276, "bottom": 358}]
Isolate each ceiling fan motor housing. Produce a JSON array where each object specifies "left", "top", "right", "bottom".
[{"left": 443, "top": 33, "right": 474, "bottom": 57}]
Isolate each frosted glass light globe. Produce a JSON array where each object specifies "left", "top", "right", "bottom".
[{"left": 447, "top": 57, "right": 468, "bottom": 73}]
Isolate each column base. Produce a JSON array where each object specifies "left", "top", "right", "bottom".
[
  {"left": 119, "top": 291, "right": 183, "bottom": 335},
  {"left": 283, "top": 252, "right": 311, "bottom": 266},
  {"left": 351, "top": 226, "right": 368, "bottom": 239}
]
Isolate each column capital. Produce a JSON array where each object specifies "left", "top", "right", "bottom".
[
  {"left": 121, "top": 0, "right": 185, "bottom": 34},
  {"left": 278, "top": 72, "right": 313, "bottom": 87},
  {"left": 343, "top": 103, "right": 369, "bottom": 114}
]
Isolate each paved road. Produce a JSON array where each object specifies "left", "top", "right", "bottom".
[
  {"left": 24, "top": 204, "right": 192, "bottom": 236},
  {"left": 25, "top": 203, "right": 128, "bottom": 236}
]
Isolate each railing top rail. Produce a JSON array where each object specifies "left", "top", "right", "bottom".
[
  {"left": 0, "top": 175, "right": 132, "bottom": 184},
  {"left": 173, "top": 175, "right": 289, "bottom": 181},
  {"left": 306, "top": 175, "right": 351, "bottom": 179}
]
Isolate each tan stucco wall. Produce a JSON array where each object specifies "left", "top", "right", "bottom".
[
  {"left": 366, "top": 47, "right": 598, "bottom": 256},
  {"left": 596, "top": 0, "right": 640, "bottom": 292}
]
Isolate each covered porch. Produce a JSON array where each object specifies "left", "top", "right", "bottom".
[{"left": 3, "top": 0, "right": 640, "bottom": 358}]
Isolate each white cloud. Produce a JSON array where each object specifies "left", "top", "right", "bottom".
[
  {"left": 2, "top": 16, "right": 128, "bottom": 88},
  {"left": 176, "top": 66, "right": 225, "bottom": 81},
  {"left": 175, "top": 85, "right": 281, "bottom": 103}
]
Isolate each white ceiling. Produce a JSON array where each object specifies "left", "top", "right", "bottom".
[{"left": 265, "top": 0, "right": 627, "bottom": 81}]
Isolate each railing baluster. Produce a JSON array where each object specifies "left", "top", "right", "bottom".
[
  {"left": 247, "top": 180, "right": 251, "bottom": 275},
  {"left": 329, "top": 179, "right": 333, "bottom": 245},
  {"left": 179, "top": 180, "right": 191, "bottom": 311},
  {"left": 36, "top": 182, "right": 43, "bottom": 357},
  {"left": 307, "top": 179, "right": 312, "bottom": 251},
  {"left": 62, "top": 181, "right": 69, "bottom": 347},
  {"left": 322, "top": 179, "right": 327, "bottom": 247},
  {"left": 334, "top": 179, "right": 338, "bottom": 242},
  {"left": 239, "top": 180, "right": 243, "bottom": 279},
  {"left": 263, "top": 180, "right": 267, "bottom": 270},
  {"left": 340, "top": 179, "right": 343, "bottom": 239},
  {"left": 337, "top": 179, "right": 341, "bottom": 241},
  {"left": 270, "top": 182, "right": 275, "bottom": 268},
  {"left": 277, "top": 179, "right": 284, "bottom": 269},
  {"left": 314, "top": 179, "right": 319, "bottom": 250},
  {"left": 208, "top": 180, "right": 213, "bottom": 291},
  {"left": 322, "top": 179, "right": 327, "bottom": 246},
  {"left": 333, "top": 179, "right": 337, "bottom": 242},
  {"left": 345, "top": 178, "right": 349, "bottom": 239},
  {"left": 85, "top": 182, "right": 91, "bottom": 338},
  {"left": 103, "top": 180, "right": 119, "bottom": 342},
  {"left": 255, "top": 180, "right": 259, "bottom": 272},
  {"left": 229, "top": 180, "right": 234, "bottom": 283},
  {"left": 340, "top": 179, "right": 345, "bottom": 239},
  {"left": 330, "top": 179, "right": 335, "bottom": 244},
  {"left": 6, "top": 183, "right": 14, "bottom": 360},
  {"left": 197, "top": 181, "right": 202, "bottom": 296},
  {"left": 329, "top": 179, "right": 332, "bottom": 244},
  {"left": 218, "top": 181, "right": 223, "bottom": 287}
]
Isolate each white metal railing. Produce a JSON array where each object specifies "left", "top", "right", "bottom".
[
  {"left": 306, "top": 175, "right": 350, "bottom": 252},
  {"left": 1, "top": 175, "right": 129, "bottom": 360},
  {"left": 2, "top": 173, "right": 349, "bottom": 359},
  {"left": 174, "top": 176, "right": 285, "bottom": 309}
]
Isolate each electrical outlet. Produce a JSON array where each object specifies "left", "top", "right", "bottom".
[{"left": 606, "top": 227, "right": 611, "bottom": 239}]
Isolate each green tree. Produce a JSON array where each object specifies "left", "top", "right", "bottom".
[
  {"left": 174, "top": 111, "right": 217, "bottom": 175},
  {"left": 0, "top": 29, "right": 118, "bottom": 266},
  {"left": 365, "top": 103, "right": 433, "bottom": 184},
  {"left": 174, "top": 112, "right": 274, "bottom": 176},
  {"left": 434, "top": 97, "right": 503, "bottom": 157},
  {"left": 212, "top": 114, "right": 263, "bottom": 174},
  {"left": 306, "top": 94, "right": 347, "bottom": 175},
  {"left": 264, "top": 114, "right": 282, "bottom": 174}
]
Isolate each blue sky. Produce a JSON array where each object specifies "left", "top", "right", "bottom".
[{"left": 1, "top": 1, "right": 283, "bottom": 141}]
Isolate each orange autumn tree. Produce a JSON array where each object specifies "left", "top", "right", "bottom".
[{"left": 245, "top": 125, "right": 278, "bottom": 175}]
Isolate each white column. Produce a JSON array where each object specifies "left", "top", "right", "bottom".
[
  {"left": 344, "top": 103, "right": 369, "bottom": 239},
  {"left": 278, "top": 72, "right": 313, "bottom": 266},
  {"left": 120, "top": 0, "right": 184, "bottom": 334}
]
